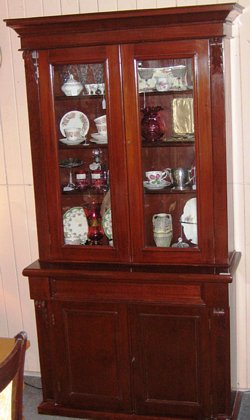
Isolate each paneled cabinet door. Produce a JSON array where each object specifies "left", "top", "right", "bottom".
[
  {"left": 51, "top": 300, "right": 132, "bottom": 412},
  {"left": 35, "top": 46, "right": 130, "bottom": 263},
  {"left": 130, "top": 304, "right": 211, "bottom": 418},
  {"left": 122, "top": 40, "right": 215, "bottom": 265}
]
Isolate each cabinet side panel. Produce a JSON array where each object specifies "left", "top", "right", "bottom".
[
  {"left": 23, "top": 51, "right": 51, "bottom": 260},
  {"left": 209, "top": 38, "right": 229, "bottom": 264},
  {"left": 34, "top": 299, "right": 55, "bottom": 400},
  {"left": 210, "top": 307, "right": 231, "bottom": 416}
]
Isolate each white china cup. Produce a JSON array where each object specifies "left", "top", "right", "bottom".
[
  {"left": 64, "top": 127, "right": 84, "bottom": 142},
  {"left": 145, "top": 170, "right": 167, "bottom": 185},
  {"left": 95, "top": 124, "right": 107, "bottom": 135},
  {"left": 155, "top": 77, "right": 170, "bottom": 92},
  {"left": 94, "top": 115, "right": 106, "bottom": 124}
]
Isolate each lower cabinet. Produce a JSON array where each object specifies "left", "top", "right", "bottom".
[
  {"left": 29, "top": 272, "right": 232, "bottom": 420},
  {"left": 52, "top": 301, "right": 132, "bottom": 412},
  {"left": 131, "top": 305, "right": 211, "bottom": 418}
]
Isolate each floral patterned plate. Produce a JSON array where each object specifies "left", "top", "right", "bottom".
[
  {"left": 63, "top": 206, "right": 88, "bottom": 245},
  {"left": 180, "top": 198, "right": 197, "bottom": 244},
  {"left": 60, "top": 110, "right": 89, "bottom": 138},
  {"left": 102, "top": 208, "right": 113, "bottom": 245}
]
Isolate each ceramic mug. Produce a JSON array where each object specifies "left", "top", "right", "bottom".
[{"left": 146, "top": 170, "right": 167, "bottom": 185}]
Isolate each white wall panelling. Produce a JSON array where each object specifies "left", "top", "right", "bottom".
[
  {"left": 136, "top": 0, "right": 157, "bottom": 9},
  {"left": 0, "top": 0, "right": 249, "bottom": 389},
  {"left": 79, "top": 0, "right": 98, "bottom": 13},
  {"left": 61, "top": 0, "right": 80, "bottom": 15},
  {"left": 118, "top": 0, "right": 137, "bottom": 10},
  {"left": 98, "top": 0, "right": 118, "bottom": 12},
  {"left": 156, "top": 0, "right": 176, "bottom": 7},
  {"left": 43, "top": 0, "right": 61, "bottom": 16}
]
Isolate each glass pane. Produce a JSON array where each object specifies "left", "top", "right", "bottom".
[
  {"left": 52, "top": 63, "right": 113, "bottom": 247},
  {"left": 137, "top": 58, "right": 197, "bottom": 249}
]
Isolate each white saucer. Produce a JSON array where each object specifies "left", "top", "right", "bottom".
[
  {"left": 59, "top": 137, "right": 86, "bottom": 146},
  {"left": 91, "top": 132, "right": 108, "bottom": 141},
  {"left": 90, "top": 138, "right": 108, "bottom": 145},
  {"left": 143, "top": 180, "right": 171, "bottom": 190}
]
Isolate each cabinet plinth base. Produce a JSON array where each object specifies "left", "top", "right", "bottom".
[
  {"left": 38, "top": 392, "right": 240, "bottom": 420},
  {"left": 38, "top": 401, "right": 192, "bottom": 420}
]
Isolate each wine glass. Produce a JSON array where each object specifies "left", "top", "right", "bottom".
[
  {"left": 59, "top": 158, "right": 83, "bottom": 192},
  {"left": 171, "top": 65, "right": 186, "bottom": 89},
  {"left": 138, "top": 67, "right": 154, "bottom": 108}
]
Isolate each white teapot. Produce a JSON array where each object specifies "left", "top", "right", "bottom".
[{"left": 61, "top": 74, "right": 83, "bottom": 96}]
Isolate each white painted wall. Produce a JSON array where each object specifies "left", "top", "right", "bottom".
[{"left": 0, "top": 0, "right": 249, "bottom": 388}]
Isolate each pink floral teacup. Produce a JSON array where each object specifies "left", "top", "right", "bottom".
[{"left": 145, "top": 170, "right": 167, "bottom": 185}]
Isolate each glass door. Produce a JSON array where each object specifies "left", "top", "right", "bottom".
[
  {"left": 54, "top": 62, "right": 110, "bottom": 247},
  {"left": 122, "top": 41, "right": 214, "bottom": 264},
  {"left": 138, "top": 58, "right": 196, "bottom": 250},
  {"left": 38, "top": 46, "right": 130, "bottom": 262}
]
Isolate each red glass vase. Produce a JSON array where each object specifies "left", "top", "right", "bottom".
[
  {"left": 85, "top": 203, "right": 104, "bottom": 245},
  {"left": 141, "top": 106, "right": 163, "bottom": 142}
]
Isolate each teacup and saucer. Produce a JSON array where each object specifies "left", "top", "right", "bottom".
[{"left": 143, "top": 170, "right": 170, "bottom": 190}]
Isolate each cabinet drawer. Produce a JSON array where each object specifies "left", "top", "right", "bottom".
[{"left": 50, "top": 277, "right": 204, "bottom": 305}]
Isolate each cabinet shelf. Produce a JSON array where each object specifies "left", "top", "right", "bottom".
[
  {"left": 61, "top": 188, "right": 108, "bottom": 196},
  {"left": 142, "top": 139, "right": 194, "bottom": 147},
  {"left": 55, "top": 94, "right": 104, "bottom": 101},
  {"left": 139, "top": 88, "right": 193, "bottom": 96},
  {"left": 59, "top": 142, "right": 108, "bottom": 149},
  {"left": 144, "top": 188, "right": 196, "bottom": 195}
]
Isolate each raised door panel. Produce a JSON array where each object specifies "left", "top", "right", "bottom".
[
  {"left": 122, "top": 40, "right": 216, "bottom": 265},
  {"left": 130, "top": 304, "right": 211, "bottom": 418},
  {"left": 52, "top": 300, "right": 132, "bottom": 412},
  {"left": 32, "top": 45, "right": 130, "bottom": 263}
]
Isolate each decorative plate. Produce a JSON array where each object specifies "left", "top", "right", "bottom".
[
  {"left": 180, "top": 198, "right": 197, "bottom": 244},
  {"left": 63, "top": 207, "right": 88, "bottom": 245},
  {"left": 60, "top": 111, "right": 89, "bottom": 138},
  {"left": 102, "top": 208, "right": 112, "bottom": 242}
]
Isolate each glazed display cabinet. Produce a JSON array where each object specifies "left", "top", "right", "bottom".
[{"left": 5, "top": 4, "right": 242, "bottom": 419}]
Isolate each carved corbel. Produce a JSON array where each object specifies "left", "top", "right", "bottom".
[
  {"left": 34, "top": 300, "right": 49, "bottom": 327},
  {"left": 23, "top": 50, "right": 39, "bottom": 84},
  {"left": 210, "top": 38, "right": 223, "bottom": 75}
]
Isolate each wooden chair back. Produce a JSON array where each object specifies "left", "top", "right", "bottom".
[{"left": 0, "top": 331, "right": 28, "bottom": 420}]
